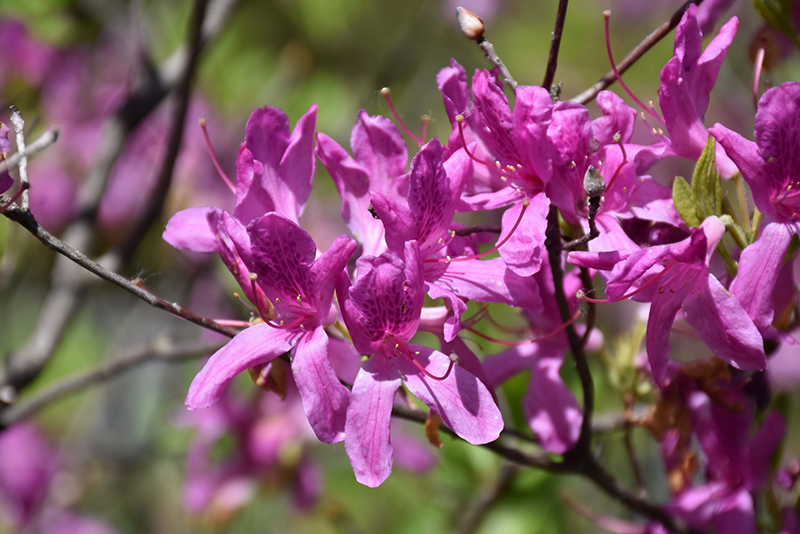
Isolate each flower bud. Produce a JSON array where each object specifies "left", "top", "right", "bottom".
[
  {"left": 583, "top": 165, "right": 605, "bottom": 198},
  {"left": 456, "top": 7, "right": 485, "bottom": 41}
]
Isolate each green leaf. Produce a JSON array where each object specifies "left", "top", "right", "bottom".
[
  {"left": 692, "top": 135, "right": 722, "bottom": 219},
  {"left": 673, "top": 175, "right": 701, "bottom": 227}
]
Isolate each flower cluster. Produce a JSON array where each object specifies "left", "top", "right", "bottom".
[{"left": 162, "top": 4, "right": 799, "bottom": 530}]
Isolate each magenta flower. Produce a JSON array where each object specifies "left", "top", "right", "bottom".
[
  {"left": 185, "top": 212, "right": 357, "bottom": 444},
  {"left": 164, "top": 104, "right": 316, "bottom": 254},
  {"left": 316, "top": 110, "right": 409, "bottom": 256},
  {"left": 0, "top": 123, "right": 13, "bottom": 194},
  {"left": 658, "top": 4, "right": 738, "bottom": 177},
  {"left": 711, "top": 82, "right": 800, "bottom": 333},
  {"left": 0, "top": 423, "right": 116, "bottom": 534},
  {"left": 338, "top": 242, "right": 503, "bottom": 486},
  {"left": 370, "top": 138, "right": 542, "bottom": 339},
  {"left": 569, "top": 217, "right": 765, "bottom": 384}
]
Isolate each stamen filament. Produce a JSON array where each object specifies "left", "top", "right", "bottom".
[
  {"left": 752, "top": 39, "right": 766, "bottom": 110},
  {"left": 604, "top": 12, "right": 665, "bottom": 126},
  {"left": 392, "top": 338, "right": 455, "bottom": 381},
  {"left": 199, "top": 118, "right": 235, "bottom": 194},
  {"left": 381, "top": 87, "right": 423, "bottom": 145},
  {"left": 426, "top": 200, "right": 529, "bottom": 263},
  {"left": 605, "top": 135, "right": 628, "bottom": 192},
  {"left": 467, "top": 308, "right": 581, "bottom": 346},
  {"left": 456, "top": 115, "right": 495, "bottom": 167}
]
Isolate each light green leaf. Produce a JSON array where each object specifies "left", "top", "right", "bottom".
[
  {"left": 673, "top": 175, "right": 701, "bottom": 227},
  {"left": 692, "top": 135, "right": 722, "bottom": 219}
]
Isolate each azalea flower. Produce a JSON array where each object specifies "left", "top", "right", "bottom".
[
  {"left": 711, "top": 82, "right": 800, "bottom": 333},
  {"left": 569, "top": 216, "right": 765, "bottom": 384},
  {"left": 370, "top": 138, "right": 542, "bottom": 340},
  {"left": 183, "top": 212, "right": 356, "bottom": 445},
  {"left": 337, "top": 242, "right": 503, "bottom": 486},
  {"left": 316, "top": 110, "right": 409, "bottom": 257},
  {"left": 657, "top": 4, "right": 739, "bottom": 177}
]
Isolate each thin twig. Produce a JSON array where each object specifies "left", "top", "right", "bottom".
[
  {"left": 0, "top": 338, "right": 223, "bottom": 428},
  {"left": 541, "top": 0, "right": 570, "bottom": 92},
  {"left": 477, "top": 37, "right": 518, "bottom": 91},
  {"left": 545, "top": 206, "right": 594, "bottom": 459},
  {"left": 0, "top": 128, "right": 59, "bottom": 175},
  {"left": 8, "top": 107, "right": 29, "bottom": 211},
  {"left": 578, "top": 267, "right": 596, "bottom": 347},
  {"left": 570, "top": 0, "right": 703, "bottom": 105},
  {"left": 1, "top": 204, "right": 238, "bottom": 340}
]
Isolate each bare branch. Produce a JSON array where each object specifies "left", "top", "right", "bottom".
[
  {"left": 541, "top": 0, "right": 570, "bottom": 92},
  {"left": 0, "top": 337, "right": 223, "bottom": 428},
  {"left": 456, "top": 7, "right": 518, "bottom": 91},
  {"left": 8, "top": 107, "right": 29, "bottom": 211},
  {"left": 1, "top": 205, "right": 238, "bottom": 340},
  {"left": 0, "top": 128, "right": 59, "bottom": 176},
  {"left": 570, "top": 0, "right": 703, "bottom": 105}
]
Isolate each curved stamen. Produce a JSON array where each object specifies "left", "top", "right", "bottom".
[
  {"left": 604, "top": 133, "right": 628, "bottom": 192},
  {"left": 462, "top": 305, "right": 490, "bottom": 330},
  {"left": 421, "top": 114, "right": 430, "bottom": 144},
  {"left": 752, "top": 39, "right": 766, "bottom": 110},
  {"left": 467, "top": 308, "right": 581, "bottom": 346},
  {"left": 391, "top": 338, "right": 456, "bottom": 381},
  {"left": 456, "top": 115, "right": 538, "bottom": 182},
  {"left": 604, "top": 11, "right": 665, "bottom": 126},
  {"left": 212, "top": 319, "right": 254, "bottom": 327},
  {"left": 381, "top": 87, "right": 423, "bottom": 146},
  {"left": 456, "top": 114, "right": 495, "bottom": 168},
  {"left": 425, "top": 199, "right": 529, "bottom": 264},
  {"left": 579, "top": 259, "right": 676, "bottom": 304},
  {"left": 199, "top": 118, "right": 235, "bottom": 194}
]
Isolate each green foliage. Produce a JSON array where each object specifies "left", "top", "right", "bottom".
[{"left": 672, "top": 135, "right": 722, "bottom": 228}]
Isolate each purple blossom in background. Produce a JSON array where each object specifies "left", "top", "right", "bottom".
[
  {"left": 176, "top": 368, "right": 322, "bottom": 522},
  {"left": 0, "top": 423, "right": 116, "bottom": 534}
]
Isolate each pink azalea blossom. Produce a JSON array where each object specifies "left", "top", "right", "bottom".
[{"left": 338, "top": 242, "right": 503, "bottom": 486}]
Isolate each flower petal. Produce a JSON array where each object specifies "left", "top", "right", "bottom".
[
  {"left": 344, "top": 355, "right": 401, "bottom": 487},
  {"left": 730, "top": 221, "right": 793, "bottom": 332},
  {"left": 163, "top": 207, "right": 221, "bottom": 253},
  {"left": 292, "top": 326, "right": 350, "bottom": 443},
  {"left": 186, "top": 324, "right": 295, "bottom": 409},
  {"left": 399, "top": 345, "right": 503, "bottom": 444},
  {"left": 683, "top": 273, "right": 767, "bottom": 371}
]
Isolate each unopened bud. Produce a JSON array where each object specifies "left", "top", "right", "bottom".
[
  {"left": 583, "top": 165, "right": 605, "bottom": 198},
  {"left": 456, "top": 7, "right": 485, "bottom": 41}
]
